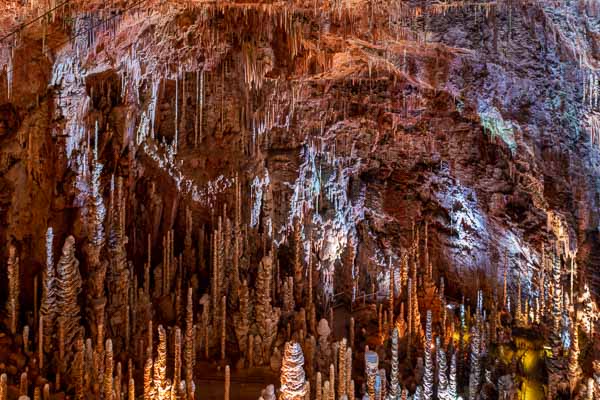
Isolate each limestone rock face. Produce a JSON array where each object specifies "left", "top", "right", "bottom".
[
  {"left": 0, "top": 1, "right": 598, "bottom": 399},
  {"left": 0, "top": 0, "right": 598, "bottom": 318}
]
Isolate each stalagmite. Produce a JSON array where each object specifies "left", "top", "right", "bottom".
[
  {"left": 185, "top": 288, "right": 195, "bottom": 400},
  {"left": 154, "top": 325, "right": 170, "bottom": 399},
  {"left": 322, "top": 381, "right": 330, "bottom": 400},
  {"left": 568, "top": 323, "right": 582, "bottom": 394},
  {"left": 105, "top": 339, "right": 114, "bottom": 400},
  {"left": 293, "top": 219, "right": 304, "bottom": 305},
  {"left": 128, "top": 379, "right": 135, "bottom": 400},
  {"left": 224, "top": 365, "right": 230, "bottom": 400},
  {"left": 221, "top": 295, "right": 227, "bottom": 360},
  {"left": 234, "top": 279, "right": 250, "bottom": 359},
  {"left": 423, "top": 310, "right": 434, "bottom": 400},
  {"left": 173, "top": 327, "right": 182, "bottom": 397},
  {"left": 19, "top": 372, "right": 27, "bottom": 396},
  {"left": 338, "top": 338, "right": 347, "bottom": 398},
  {"left": 7, "top": 244, "right": 20, "bottom": 334},
  {"left": 144, "top": 358, "right": 153, "bottom": 400},
  {"left": 41, "top": 227, "right": 56, "bottom": 355},
  {"left": 316, "top": 372, "right": 322, "bottom": 400},
  {"left": 436, "top": 336, "right": 449, "bottom": 400},
  {"left": 56, "top": 236, "right": 82, "bottom": 361},
  {"left": 38, "top": 316, "right": 44, "bottom": 370},
  {"left": 329, "top": 363, "right": 335, "bottom": 400},
  {"left": 389, "top": 328, "right": 399, "bottom": 398},
  {"left": 22, "top": 325, "right": 29, "bottom": 353},
  {"left": 0, "top": 374, "right": 6, "bottom": 400},
  {"left": 365, "top": 351, "right": 378, "bottom": 400},
  {"left": 449, "top": 352, "right": 458, "bottom": 399},
  {"left": 346, "top": 347, "right": 352, "bottom": 395},
  {"left": 279, "top": 342, "right": 308, "bottom": 400}
]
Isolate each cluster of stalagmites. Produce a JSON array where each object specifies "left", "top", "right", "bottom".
[{"left": 2, "top": 188, "right": 598, "bottom": 400}]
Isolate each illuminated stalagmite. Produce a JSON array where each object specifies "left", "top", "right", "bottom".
[
  {"left": 279, "top": 342, "right": 308, "bottom": 400},
  {"left": 40, "top": 228, "right": 57, "bottom": 357},
  {"left": 55, "top": 236, "right": 82, "bottom": 360}
]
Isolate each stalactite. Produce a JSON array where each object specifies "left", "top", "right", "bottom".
[{"left": 184, "top": 207, "right": 196, "bottom": 273}]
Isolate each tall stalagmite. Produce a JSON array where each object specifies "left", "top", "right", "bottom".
[{"left": 55, "top": 236, "right": 82, "bottom": 361}]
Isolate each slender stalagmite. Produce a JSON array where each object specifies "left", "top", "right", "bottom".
[
  {"left": 185, "top": 288, "right": 195, "bottom": 399},
  {"left": 105, "top": 339, "right": 114, "bottom": 400},
  {"left": 221, "top": 295, "right": 227, "bottom": 360},
  {"left": 173, "top": 327, "right": 182, "bottom": 396},
  {"left": 225, "top": 365, "right": 230, "bottom": 400},
  {"left": 315, "top": 372, "right": 322, "bottom": 400},
  {"left": 128, "top": 378, "right": 135, "bottom": 400},
  {"left": 38, "top": 316, "right": 44, "bottom": 370},
  {"left": 23, "top": 325, "right": 29, "bottom": 353},
  {"left": 0, "top": 374, "right": 6, "bottom": 400},
  {"left": 144, "top": 358, "right": 153, "bottom": 400},
  {"left": 115, "top": 362, "right": 122, "bottom": 400},
  {"left": 19, "top": 372, "right": 27, "bottom": 397},
  {"left": 329, "top": 363, "right": 335, "bottom": 400},
  {"left": 74, "top": 334, "right": 85, "bottom": 400},
  {"left": 338, "top": 339, "right": 347, "bottom": 398},
  {"left": 7, "top": 244, "right": 20, "bottom": 335}
]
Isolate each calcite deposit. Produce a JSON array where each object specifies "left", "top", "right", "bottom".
[{"left": 0, "top": 0, "right": 599, "bottom": 399}]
